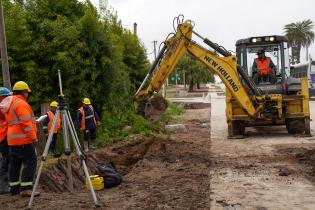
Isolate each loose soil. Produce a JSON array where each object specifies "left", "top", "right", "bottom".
[
  {"left": 1, "top": 84, "right": 315, "bottom": 210},
  {"left": 210, "top": 95, "right": 315, "bottom": 210},
  {"left": 0, "top": 107, "right": 212, "bottom": 210}
]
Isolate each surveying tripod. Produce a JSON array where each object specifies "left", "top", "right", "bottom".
[{"left": 27, "top": 70, "right": 100, "bottom": 209}]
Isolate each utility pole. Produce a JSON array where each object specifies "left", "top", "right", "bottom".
[
  {"left": 0, "top": 0, "right": 11, "bottom": 89},
  {"left": 183, "top": 69, "right": 186, "bottom": 90},
  {"left": 152, "top": 40, "right": 157, "bottom": 59},
  {"left": 153, "top": 40, "right": 166, "bottom": 97},
  {"left": 133, "top": 22, "right": 137, "bottom": 36}
]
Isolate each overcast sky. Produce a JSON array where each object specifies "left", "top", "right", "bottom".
[{"left": 92, "top": 0, "right": 315, "bottom": 63}]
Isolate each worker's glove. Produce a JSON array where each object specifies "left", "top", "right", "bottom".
[{"left": 79, "top": 128, "right": 84, "bottom": 133}]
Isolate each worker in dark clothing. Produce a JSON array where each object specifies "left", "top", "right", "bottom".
[
  {"left": 77, "top": 98, "right": 100, "bottom": 152},
  {"left": 252, "top": 49, "right": 277, "bottom": 84},
  {"left": 0, "top": 87, "right": 13, "bottom": 194}
]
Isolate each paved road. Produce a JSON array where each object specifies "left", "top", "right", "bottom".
[{"left": 210, "top": 89, "right": 315, "bottom": 210}]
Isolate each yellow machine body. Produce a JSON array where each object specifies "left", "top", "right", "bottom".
[{"left": 134, "top": 16, "right": 311, "bottom": 137}]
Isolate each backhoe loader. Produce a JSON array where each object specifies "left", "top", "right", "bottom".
[{"left": 134, "top": 15, "right": 311, "bottom": 137}]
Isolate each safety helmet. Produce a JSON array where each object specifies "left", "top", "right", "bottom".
[
  {"left": 0, "top": 87, "right": 12, "bottom": 96},
  {"left": 82, "top": 97, "right": 91, "bottom": 105},
  {"left": 12, "top": 81, "right": 31, "bottom": 92},
  {"left": 50, "top": 101, "right": 58, "bottom": 107}
]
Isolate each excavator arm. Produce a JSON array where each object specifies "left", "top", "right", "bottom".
[{"left": 134, "top": 19, "right": 261, "bottom": 120}]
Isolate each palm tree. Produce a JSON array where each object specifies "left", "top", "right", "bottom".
[{"left": 284, "top": 19, "right": 315, "bottom": 64}]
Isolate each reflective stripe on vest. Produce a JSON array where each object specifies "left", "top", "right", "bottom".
[
  {"left": 78, "top": 106, "right": 96, "bottom": 130},
  {"left": 256, "top": 57, "right": 271, "bottom": 75},
  {"left": 20, "top": 182, "right": 33, "bottom": 187},
  {"left": 47, "top": 111, "right": 60, "bottom": 134},
  {"left": 7, "top": 134, "right": 27, "bottom": 138},
  {"left": 9, "top": 181, "right": 20, "bottom": 186},
  {"left": 7, "top": 99, "right": 21, "bottom": 125}
]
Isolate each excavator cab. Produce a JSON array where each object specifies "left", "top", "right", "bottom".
[{"left": 235, "top": 36, "right": 292, "bottom": 94}]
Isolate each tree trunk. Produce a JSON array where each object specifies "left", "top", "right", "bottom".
[
  {"left": 297, "top": 45, "right": 301, "bottom": 64},
  {"left": 189, "top": 72, "right": 194, "bottom": 92},
  {"left": 306, "top": 47, "right": 309, "bottom": 61},
  {"left": 35, "top": 121, "right": 47, "bottom": 156},
  {"left": 183, "top": 70, "right": 186, "bottom": 90},
  {"left": 197, "top": 81, "right": 200, "bottom": 89},
  {"left": 35, "top": 103, "right": 50, "bottom": 156}
]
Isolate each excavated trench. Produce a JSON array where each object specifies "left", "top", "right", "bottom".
[{"left": 40, "top": 136, "right": 156, "bottom": 192}]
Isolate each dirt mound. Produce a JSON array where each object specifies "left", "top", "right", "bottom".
[
  {"left": 279, "top": 147, "right": 315, "bottom": 166},
  {"left": 278, "top": 146, "right": 315, "bottom": 178}
]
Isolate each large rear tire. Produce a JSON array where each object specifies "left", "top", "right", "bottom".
[
  {"left": 305, "top": 117, "right": 311, "bottom": 136},
  {"left": 228, "top": 120, "right": 245, "bottom": 138},
  {"left": 285, "top": 118, "right": 305, "bottom": 134}
]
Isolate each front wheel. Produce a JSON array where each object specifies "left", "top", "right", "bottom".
[
  {"left": 228, "top": 120, "right": 245, "bottom": 138},
  {"left": 305, "top": 117, "right": 311, "bottom": 136},
  {"left": 285, "top": 118, "right": 305, "bottom": 134}
]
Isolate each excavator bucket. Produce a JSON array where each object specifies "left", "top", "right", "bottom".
[{"left": 137, "top": 95, "right": 168, "bottom": 121}]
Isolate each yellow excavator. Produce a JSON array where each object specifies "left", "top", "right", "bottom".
[{"left": 134, "top": 15, "right": 311, "bottom": 137}]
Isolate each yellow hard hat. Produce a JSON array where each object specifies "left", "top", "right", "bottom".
[
  {"left": 82, "top": 97, "right": 91, "bottom": 105},
  {"left": 13, "top": 81, "right": 31, "bottom": 92},
  {"left": 50, "top": 101, "right": 58, "bottom": 107}
]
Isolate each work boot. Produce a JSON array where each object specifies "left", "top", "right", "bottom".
[
  {"left": 20, "top": 189, "right": 40, "bottom": 197},
  {"left": 10, "top": 185, "right": 20, "bottom": 196},
  {"left": 0, "top": 186, "right": 10, "bottom": 194},
  {"left": 89, "top": 144, "right": 96, "bottom": 150},
  {"left": 84, "top": 142, "right": 89, "bottom": 152},
  {"left": 53, "top": 151, "right": 62, "bottom": 158}
]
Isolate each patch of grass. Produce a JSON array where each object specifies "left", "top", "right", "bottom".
[
  {"left": 160, "top": 102, "right": 185, "bottom": 123},
  {"left": 94, "top": 102, "right": 185, "bottom": 148},
  {"left": 157, "top": 132, "right": 170, "bottom": 141}
]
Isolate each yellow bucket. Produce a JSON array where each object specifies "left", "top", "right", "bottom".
[{"left": 85, "top": 175, "right": 104, "bottom": 191}]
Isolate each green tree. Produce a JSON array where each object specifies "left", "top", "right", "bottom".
[
  {"left": 176, "top": 53, "right": 214, "bottom": 91},
  {"left": 2, "top": 0, "right": 152, "bottom": 144},
  {"left": 284, "top": 19, "right": 315, "bottom": 64},
  {"left": 3, "top": 0, "right": 33, "bottom": 83}
]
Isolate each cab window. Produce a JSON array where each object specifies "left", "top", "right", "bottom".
[{"left": 246, "top": 45, "right": 282, "bottom": 77}]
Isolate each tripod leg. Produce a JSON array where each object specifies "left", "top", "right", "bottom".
[
  {"left": 28, "top": 110, "right": 61, "bottom": 209},
  {"left": 65, "top": 110, "right": 82, "bottom": 150},
  {"left": 60, "top": 111, "right": 74, "bottom": 192},
  {"left": 64, "top": 111, "right": 100, "bottom": 207}
]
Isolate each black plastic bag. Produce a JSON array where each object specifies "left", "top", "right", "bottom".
[{"left": 96, "top": 162, "right": 122, "bottom": 188}]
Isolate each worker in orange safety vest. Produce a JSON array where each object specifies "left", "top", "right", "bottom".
[
  {"left": 0, "top": 81, "right": 39, "bottom": 197},
  {"left": 0, "top": 87, "right": 13, "bottom": 194},
  {"left": 42, "top": 101, "right": 60, "bottom": 155},
  {"left": 252, "top": 49, "right": 276, "bottom": 84}
]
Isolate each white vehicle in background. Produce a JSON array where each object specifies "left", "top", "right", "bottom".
[{"left": 290, "top": 59, "right": 315, "bottom": 97}]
